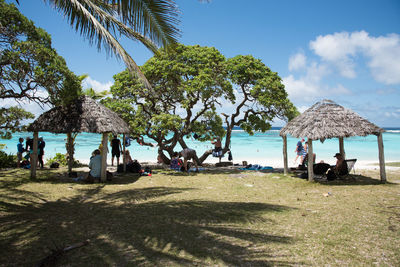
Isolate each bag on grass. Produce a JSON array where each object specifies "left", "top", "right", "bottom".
[{"left": 50, "top": 162, "right": 59, "bottom": 168}]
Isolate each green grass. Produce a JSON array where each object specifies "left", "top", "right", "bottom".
[
  {"left": 371, "top": 161, "right": 400, "bottom": 167},
  {"left": 385, "top": 162, "right": 400, "bottom": 167},
  {"left": 1, "top": 167, "right": 399, "bottom": 266}
]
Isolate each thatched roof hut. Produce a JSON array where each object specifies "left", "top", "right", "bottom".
[
  {"left": 27, "top": 96, "right": 130, "bottom": 181},
  {"left": 28, "top": 96, "right": 129, "bottom": 134},
  {"left": 280, "top": 99, "right": 386, "bottom": 182},
  {"left": 280, "top": 99, "right": 383, "bottom": 142}
]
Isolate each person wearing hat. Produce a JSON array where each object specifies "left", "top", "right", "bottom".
[{"left": 327, "top": 153, "right": 348, "bottom": 180}]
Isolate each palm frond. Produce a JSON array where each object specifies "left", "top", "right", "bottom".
[
  {"left": 45, "top": 0, "right": 154, "bottom": 88},
  {"left": 114, "top": 0, "right": 181, "bottom": 47},
  {"left": 82, "top": 0, "right": 160, "bottom": 53}
]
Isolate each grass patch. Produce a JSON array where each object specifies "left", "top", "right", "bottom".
[
  {"left": 371, "top": 162, "right": 400, "bottom": 167},
  {"left": 1, "top": 167, "right": 399, "bottom": 266},
  {"left": 385, "top": 162, "right": 400, "bottom": 167}
]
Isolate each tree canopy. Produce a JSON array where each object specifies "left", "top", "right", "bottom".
[
  {"left": 104, "top": 44, "right": 298, "bottom": 164},
  {"left": 0, "top": 0, "right": 81, "bottom": 138}
]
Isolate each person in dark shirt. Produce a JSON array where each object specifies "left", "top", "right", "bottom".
[
  {"left": 38, "top": 136, "right": 46, "bottom": 169},
  {"left": 25, "top": 137, "right": 33, "bottom": 151},
  {"left": 110, "top": 135, "right": 122, "bottom": 166},
  {"left": 17, "top": 138, "right": 24, "bottom": 167}
]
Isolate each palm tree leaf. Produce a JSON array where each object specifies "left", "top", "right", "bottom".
[
  {"left": 45, "top": 0, "right": 154, "bottom": 89},
  {"left": 111, "top": 0, "right": 181, "bottom": 47},
  {"left": 81, "top": 0, "right": 160, "bottom": 53}
]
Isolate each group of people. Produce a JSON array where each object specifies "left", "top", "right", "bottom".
[
  {"left": 295, "top": 138, "right": 349, "bottom": 180},
  {"left": 169, "top": 147, "right": 199, "bottom": 172},
  {"left": 17, "top": 136, "right": 45, "bottom": 169},
  {"left": 294, "top": 138, "right": 309, "bottom": 164}
]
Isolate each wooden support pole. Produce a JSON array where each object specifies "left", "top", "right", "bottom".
[
  {"left": 123, "top": 134, "right": 126, "bottom": 173},
  {"left": 282, "top": 135, "right": 288, "bottom": 175},
  {"left": 377, "top": 133, "right": 386, "bottom": 183},
  {"left": 101, "top": 133, "right": 108, "bottom": 182},
  {"left": 30, "top": 131, "right": 38, "bottom": 179},
  {"left": 307, "top": 139, "right": 314, "bottom": 182},
  {"left": 67, "top": 132, "right": 73, "bottom": 173},
  {"left": 339, "top": 137, "right": 345, "bottom": 159}
]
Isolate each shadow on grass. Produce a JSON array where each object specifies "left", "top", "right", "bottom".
[
  {"left": 286, "top": 172, "right": 397, "bottom": 186},
  {"left": 0, "top": 186, "right": 297, "bottom": 266},
  {"left": 316, "top": 174, "right": 397, "bottom": 186}
]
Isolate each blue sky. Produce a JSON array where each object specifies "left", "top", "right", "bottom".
[{"left": 3, "top": 0, "right": 400, "bottom": 127}]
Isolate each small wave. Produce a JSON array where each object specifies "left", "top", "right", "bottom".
[{"left": 386, "top": 130, "right": 400, "bottom": 133}]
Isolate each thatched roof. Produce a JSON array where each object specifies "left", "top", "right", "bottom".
[
  {"left": 27, "top": 96, "right": 130, "bottom": 134},
  {"left": 280, "top": 99, "right": 383, "bottom": 141}
]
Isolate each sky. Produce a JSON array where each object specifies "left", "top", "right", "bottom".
[{"left": 3, "top": 0, "right": 400, "bottom": 127}]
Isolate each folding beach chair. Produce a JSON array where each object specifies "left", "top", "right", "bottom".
[{"left": 339, "top": 159, "right": 357, "bottom": 180}]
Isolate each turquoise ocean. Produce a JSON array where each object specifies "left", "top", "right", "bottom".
[{"left": 2, "top": 128, "right": 399, "bottom": 167}]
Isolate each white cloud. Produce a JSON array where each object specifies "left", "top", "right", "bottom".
[
  {"left": 81, "top": 76, "right": 113, "bottom": 92},
  {"left": 297, "top": 105, "right": 310, "bottom": 113},
  {"left": 384, "top": 111, "right": 400, "bottom": 118},
  {"left": 288, "top": 52, "right": 307, "bottom": 71},
  {"left": 283, "top": 60, "right": 351, "bottom": 101},
  {"left": 310, "top": 31, "right": 400, "bottom": 84}
]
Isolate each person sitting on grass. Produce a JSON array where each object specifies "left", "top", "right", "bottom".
[
  {"left": 124, "top": 150, "right": 133, "bottom": 164},
  {"left": 170, "top": 152, "right": 183, "bottom": 170},
  {"left": 86, "top": 149, "right": 102, "bottom": 183},
  {"left": 178, "top": 148, "right": 199, "bottom": 172}
]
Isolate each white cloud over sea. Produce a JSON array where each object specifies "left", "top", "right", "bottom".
[
  {"left": 283, "top": 31, "right": 400, "bottom": 102},
  {"left": 310, "top": 31, "right": 400, "bottom": 84}
]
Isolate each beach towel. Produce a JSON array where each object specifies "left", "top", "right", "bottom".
[{"left": 239, "top": 164, "right": 273, "bottom": 171}]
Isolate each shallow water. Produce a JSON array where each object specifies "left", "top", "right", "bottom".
[{"left": 2, "top": 128, "right": 399, "bottom": 167}]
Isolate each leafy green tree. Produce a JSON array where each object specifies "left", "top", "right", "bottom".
[
  {"left": 203, "top": 55, "right": 298, "bottom": 162},
  {"left": 0, "top": 0, "right": 81, "bottom": 138},
  {"left": 15, "top": 0, "right": 180, "bottom": 88},
  {"left": 104, "top": 44, "right": 233, "bottom": 163},
  {"left": 0, "top": 107, "right": 34, "bottom": 139},
  {"left": 105, "top": 44, "right": 297, "bottom": 164}
]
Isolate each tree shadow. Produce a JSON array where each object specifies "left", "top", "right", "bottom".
[
  {"left": 314, "top": 174, "right": 397, "bottom": 186},
  {"left": 0, "top": 186, "right": 298, "bottom": 266},
  {"left": 286, "top": 172, "right": 397, "bottom": 186}
]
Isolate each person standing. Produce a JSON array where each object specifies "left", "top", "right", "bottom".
[
  {"left": 110, "top": 135, "right": 122, "bottom": 166},
  {"left": 38, "top": 136, "right": 45, "bottom": 169},
  {"left": 17, "top": 138, "right": 24, "bottom": 167},
  {"left": 294, "top": 138, "right": 305, "bottom": 164}
]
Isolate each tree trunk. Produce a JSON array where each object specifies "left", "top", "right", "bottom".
[
  {"left": 66, "top": 132, "right": 74, "bottom": 173},
  {"left": 377, "top": 133, "right": 386, "bottom": 183},
  {"left": 30, "top": 131, "right": 38, "bottom": 179},
  {"left": 283, "top": 135, "right": 288, "bottom": 175},
  {"left": 100, "top": 133, "right": 108, "bottom": 182},
  {"left": 198, "top": 125, "right": 233, "bottom": 164},
  {"left": 307, "top": 139, "right": 314, "bottom": 182},
  {"left": 123, "top": 134, "right": 126, "bottom": 172}
]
